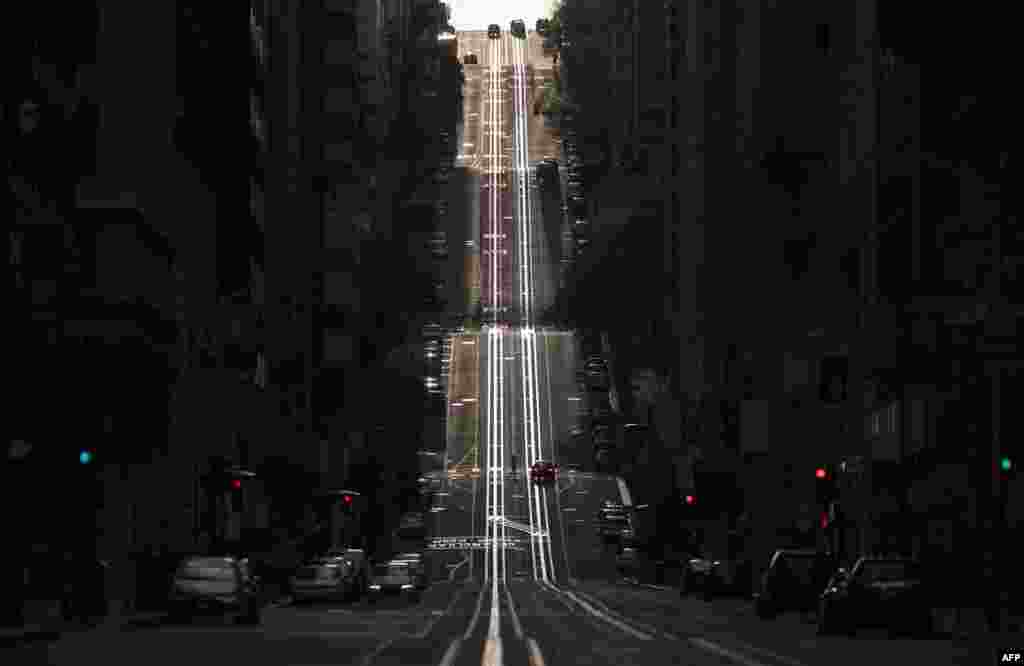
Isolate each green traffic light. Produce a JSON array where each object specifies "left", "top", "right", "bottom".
[
  {"left": 79, "top": 450, "right": 93, "bottom": 464},
  {"left": 1001, "top": 457, "right": 1012, "bottom": 472}
]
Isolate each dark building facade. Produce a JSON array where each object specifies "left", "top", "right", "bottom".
[{"left": 553, "top": 0, "right": 1020, "bottom": 629}]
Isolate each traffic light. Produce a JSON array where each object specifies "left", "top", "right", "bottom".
[
  {"left": 684, "top": 494, "right": 696, "bottom": 506},
  {"left": 228, "top": 476, "right": 244, "bottom": 511},
  {"left": 815, "top": 466, "right": 837, "bottom": 505},
  {"left": 1001, "top": 456, "right": 1013, "bottom": 473},
  {"left": 79, "top": 449, "right": 94, "bottom": 465}
]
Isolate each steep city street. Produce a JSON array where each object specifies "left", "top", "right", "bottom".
[{"left": 7, "top": 4, "right": 1016, "bottom": 666}]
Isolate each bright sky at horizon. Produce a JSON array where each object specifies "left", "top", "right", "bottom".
[{"left": 447, "top": 0, "right": 558, "bottom": 32}]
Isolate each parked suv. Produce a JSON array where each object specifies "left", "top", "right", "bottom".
[{"left": 755, "top": 549, "right": 836, "bottom": 619}]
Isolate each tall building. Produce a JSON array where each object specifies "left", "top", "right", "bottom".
[{"left": 552, "top": 1, "right": 1019, "bottom": 609}]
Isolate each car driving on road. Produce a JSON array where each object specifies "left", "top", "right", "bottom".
[
  {"left": 368, "top": 561, "right": 421, "bottom": 603},
  {"left": 530, "top": 460, "right": 559, "bottom": 484},
  {"left": 290, "top": 554, "right": 356, "bottom": 603}
]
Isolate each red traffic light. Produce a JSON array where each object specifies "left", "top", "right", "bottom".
[
  {"left": 815, "top": 468, "right": 827, "bottom": 479},
  {"left": 231, "top": 479, "right": 242, "bottom": 490},
  {"left": 342, "top": 494, "right": 352, "bottom": 504},
  {"left": 821, "top": 511, "right": 829, "bottom": 529},
  {"left": 685, "top": 494, "right": 695, "bottom": 505}
]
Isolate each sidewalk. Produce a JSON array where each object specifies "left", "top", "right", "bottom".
[{"left": 0, "top": 610, "right": 168, "bottom": 648}]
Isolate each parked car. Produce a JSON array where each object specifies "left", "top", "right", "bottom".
[
  {"left": 463, "top": 53, "right": 478, "bottom": 65},
  {"left": 290, "top": 555, "right": 356, "bottom": 603},
  {"left": 616, "top": 546, "right": 641, "bottom": 580},
  {"left": 817, "top": 556, "right": 930, "bottom": 636},
  {"left": 328, "top": 548, "right": 370, "bottom": 596},
  {"left": 510, "top": 19, "right": 526, "bottom": 38},
  {"left": 591, "top": 398, "right": 613, "bottom": 422},
  {"left": 755, "top": 549, "right": 836, "bottom": 619},
  {"left": 595, "top": 506, "right": 630, "bottom": 541},
  {"left": 488, "top": 24, "right": 501, "bottom": 39},
  {"left": 585, "top": 369, "right": 610, "bottom": 391},
  {"left": 168, "top": 555, "right": 265, "bottom": 624},
  {"left": 693, "top": 556, "right": 743, "bottom": 600}
]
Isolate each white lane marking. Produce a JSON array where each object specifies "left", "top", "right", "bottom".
[
  {"left": 482, "top": 636, "right": 503, "bottom": 666},
  {"left": 448, "top": 557, "right": 470, "bottom": 582},
  {"left": 690, "top": 637, "right": 770, "bottom": 666},
  {"left": 439, "top": 638, "right": 462, "bottom": 666},
  {"left": 415, "top": 586, "right": 466, "bottom": 639},
  {"left": 566, "top": 585, "right": 676, "bottom": 640},
  {"left": 359, "top": 635, "right": 398, "bottom": 666},
  {"left": 727, "top": 637, "right": 812, "bottom": 666},
  {"left": 464, "top": 582, "right": 489, "bottom": 640},
  {"left": 503, "top": 583, "right": 524, "bottom": 639},
  {"left": 550, "top": 584, "right": 654, "bottom": 640},
  {"left": 526, "top": 638, "right": 547, "bottom": 666}
]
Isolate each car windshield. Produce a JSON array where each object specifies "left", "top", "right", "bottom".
[
  {"left": 857, "top": 561, "right": 919, "bottom": 584},
  {"left": 178, "top": 558, "right": 235, "bottom": 580},
  {"left": 778, "top": 555, "right": 817, "bottom": 584}
]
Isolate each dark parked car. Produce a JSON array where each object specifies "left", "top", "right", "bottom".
[
  {"left": 595, "top": 506, "right": 630, "bottom": 541},
  {"left": 817, "top": 557, "right": 930, "bottom": 636},
  {"left": 488, "top": 24, "right": 501, "bottom": 39},
  {"left": 510, "top": 20, "right": 526, "bottom": 38},
  {"left": 755, "top": 549, "right": 836, "bottom": 619},
  {"left": 463, "top": 53, "right": 478, "bottom": 65}
]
